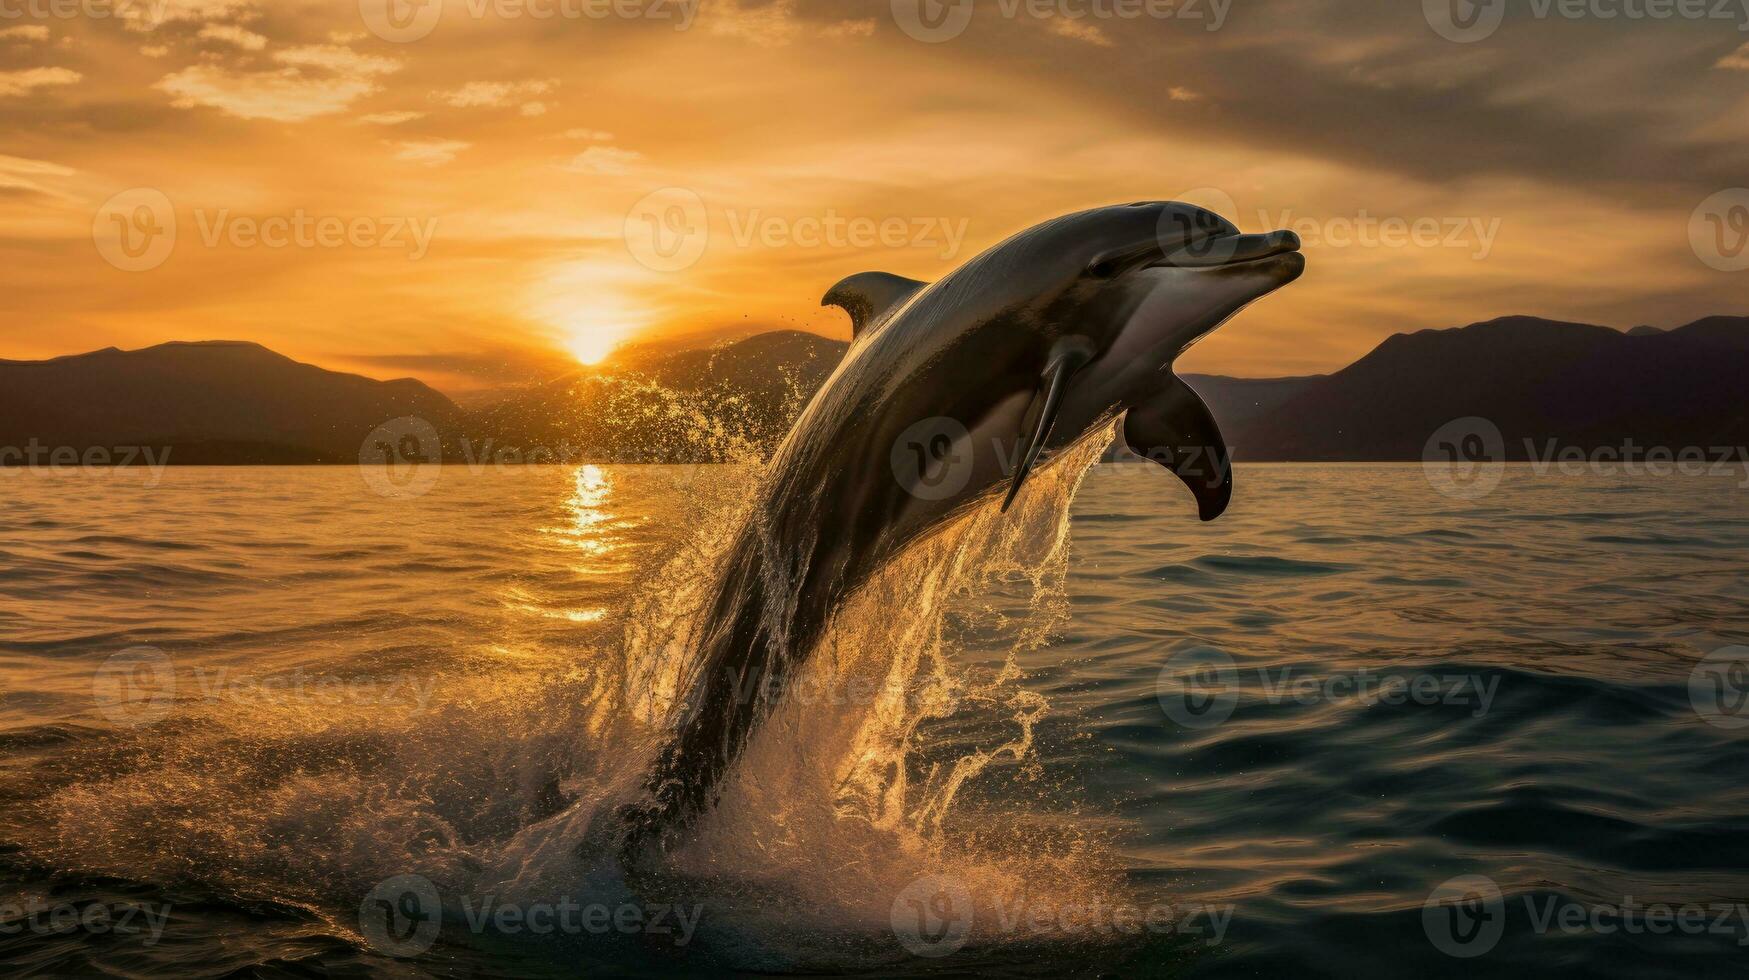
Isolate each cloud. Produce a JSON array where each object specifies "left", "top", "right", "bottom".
[
  {"left": 0, "top": 67, "right": 81, "bottom": 97},
  {"left": 389, "top": 139, "right": 470, "bottom": 166},
  {"left": 433, "top": 79, "right": 557, "bottom": 109},
  {"left": 196, "top": 24, "right": 268, "bottom": 50},
  {"left": 0, "top": 153, "right": 74, "bottom": 198},
  {"left": 520, "top": 101, "right": 547, "bottom": 117},
  {"left": 0, "top": 25, "right": 50, "bottom": 41},
  {"left": 272, "top": 44, "right": 400, "bottom": 77},
  {"left": 709, "top": 0, "right": 802, "bottom": 45},
  {"left": 1718, "top": 43, "right": 1749, "bottom": 71},
  {"left": 1168, "top": 87, "right": 1201, "bottom": 102},
  {"left": 562, "top": 146, "right": 644, "bottom": 175},
  {"left": 140, "top": 45, "right": 171, "bottom": 58},
  {"left": 560, "top": 128, "right": 614, "bottom": 140},
  {"left": 357, "top": 110, "right": 425, "bottom": 125},
  {"left": 153, "top": 43, "right": 401, "bottom": 121},
  {"left": 1046, "top": 17, "right": 1113, "bottom": 46},
  {"left": 819, "top": 19, "right": 876, "bottom": 38},
  {"left": 121, "top": 0, "right": 258, "bottom": 31}
]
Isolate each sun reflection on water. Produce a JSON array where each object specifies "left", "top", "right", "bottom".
[{"left": 509, "top": 465, "right": 637, "bottom": 624}]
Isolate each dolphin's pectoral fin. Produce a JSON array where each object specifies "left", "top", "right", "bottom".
[
  {"left": 820, "top": 271, "right": 929, "bottom": 339},
  {"left": 1122, "top": 380, "right": 1233, "bottom": 522},
  {"left": 1002, "top": 335, "right": 1097, "bottom": 513}
]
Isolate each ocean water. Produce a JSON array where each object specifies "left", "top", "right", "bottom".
[{"left": 1, "top": 459, "right": 1747, "bottom": 978}]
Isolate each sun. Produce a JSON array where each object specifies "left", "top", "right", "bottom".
[
  {"left": 532, "top": 262, "right": 655, "bottom": 366},
  {"left": 566, "top": 327, "right": 625, "bottom": 365}
]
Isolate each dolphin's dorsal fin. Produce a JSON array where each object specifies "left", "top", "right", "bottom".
[
  {"left": 820, "top": 272, "right": 928, "bottom": 339},
  {"left": 1123, "top": 379, "right": 1233, "bottom": 522}
]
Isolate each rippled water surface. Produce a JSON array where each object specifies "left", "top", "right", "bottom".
[{"left": 2, "top": 462, "right": 1747, "bottom": 978}]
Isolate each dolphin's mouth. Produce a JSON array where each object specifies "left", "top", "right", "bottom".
[{"left": 1156, "top": 229, "right": 1302, "bottom": 270}]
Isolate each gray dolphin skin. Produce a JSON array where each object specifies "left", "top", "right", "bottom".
[{"left": 617, "top": 201, "right": 1304, "bottom": 861}]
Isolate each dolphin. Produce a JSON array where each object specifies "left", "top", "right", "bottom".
[{"left": 617, "top": 201, "right": 1304, "bottom": 860}]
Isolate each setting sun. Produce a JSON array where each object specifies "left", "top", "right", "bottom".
[{"left": 565, "top": 325, "right": 625, "bottom": 365}]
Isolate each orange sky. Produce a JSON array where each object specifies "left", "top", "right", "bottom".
[{"left": 2, "top": 0, "right": 1746, "bottom": 397}]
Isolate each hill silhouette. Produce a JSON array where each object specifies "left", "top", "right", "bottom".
[
  {"left": 1232, "top": 315, "right": 1749, "bottom": 460},
  {"left": 3, "top": 317, "right": 1745, "bottom": 465},
  {"left": 0, "top": 341, "right": 460, "bottom": 464}
]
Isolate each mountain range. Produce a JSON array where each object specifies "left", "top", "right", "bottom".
[{"left": 3, "top": 315, "right": 1744, "bottom": 466}]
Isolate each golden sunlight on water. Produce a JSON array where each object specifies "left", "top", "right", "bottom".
[{"left": 1, "top": 464, "right": 1747, "bottom": 979}]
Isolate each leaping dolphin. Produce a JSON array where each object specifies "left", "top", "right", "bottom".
[{"left": 618, "top": 201, "right": 1304, "bottom": 860}]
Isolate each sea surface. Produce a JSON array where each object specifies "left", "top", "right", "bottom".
[{"left": 1, "top": 459, "right": 1747, "bottom": 978}]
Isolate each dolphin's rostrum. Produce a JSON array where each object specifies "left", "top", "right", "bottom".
[{"left": 617, "top": 202, "right": 1304, "bottom": 861}]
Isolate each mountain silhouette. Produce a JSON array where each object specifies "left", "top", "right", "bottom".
[
  {"left": 1231, "top": 315, "right": 1749, "bottom": 460},
  {"left": 3, "top": 317, "right": 1744, "bottom": 466},
  {"left": 464, "top": 330, "right": 846, "bottom": 462},
  {"left": 0, "top": 341, "right": 460, "bottom": 464}
]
